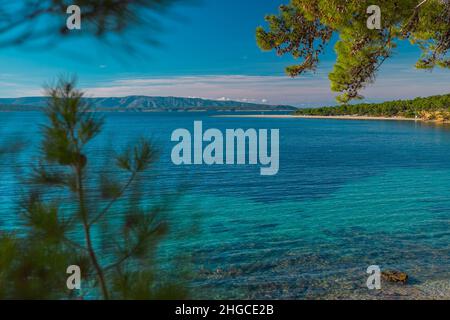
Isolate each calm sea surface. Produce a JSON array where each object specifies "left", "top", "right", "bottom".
[{"left": 1, "top": 112, "right": 449, "bottom": 299}]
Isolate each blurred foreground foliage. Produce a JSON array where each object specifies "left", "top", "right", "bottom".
[
  {"left": 0, "top": 78, "right": 190, "bottom": 299},
  {"left": 0, "top": 0, "right": 188, "bottom": 48}
]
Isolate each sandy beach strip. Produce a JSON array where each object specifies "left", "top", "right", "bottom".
[{"left": 213, "top": 114, "right": 419, "bottom": 121}]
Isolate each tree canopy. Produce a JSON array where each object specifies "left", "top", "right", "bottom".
[{"left": 257, "top": 0, "right": 450, "bottom": 103}]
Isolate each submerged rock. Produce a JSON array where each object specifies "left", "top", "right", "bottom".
[{"left": 382, "top": 270, "right": 409, "bottom": 284}]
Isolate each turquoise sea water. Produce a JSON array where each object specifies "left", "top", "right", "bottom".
[{"left": 1, "top": 112, "right": 449, "bottom": 299}]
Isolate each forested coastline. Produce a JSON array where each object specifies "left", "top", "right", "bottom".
[{"left": 295, "top": 94, "right": 450, "bottom": 121}]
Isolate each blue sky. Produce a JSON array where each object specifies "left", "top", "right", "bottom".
[{"left": 0, "top": 0, "right": 449, "bottom": 107}]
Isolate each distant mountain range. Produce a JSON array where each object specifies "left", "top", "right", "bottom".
[{"left": 0, "top": 96, "right": 297, "bottom": 112}]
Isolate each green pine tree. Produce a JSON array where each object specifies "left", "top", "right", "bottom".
[
  {"left": 0, "top": 77, "right": 189, "bottom": 300},
  {"left": 257, "top": 0, "right": 450, "bottom": 103}
]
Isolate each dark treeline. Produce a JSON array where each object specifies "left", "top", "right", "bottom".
[{"left": 295, "top": 94, "right": 450, "bottom": 119}]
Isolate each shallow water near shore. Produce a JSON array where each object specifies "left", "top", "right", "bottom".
[{"left": 1, "top": 112, "right": 450, "bottom": 299}]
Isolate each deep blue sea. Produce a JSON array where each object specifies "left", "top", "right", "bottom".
[{"left": 1, "top": 112, "right": 449, "bottom": 299}]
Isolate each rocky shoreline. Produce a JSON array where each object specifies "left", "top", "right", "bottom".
[
  {"left": 214, "top": 115, "right": 419, "bottom": 121},
  {"left": 214, "top": 114, "right": 450, "bottom": 124}
]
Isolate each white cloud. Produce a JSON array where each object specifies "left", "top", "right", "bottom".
[
  {"left": 217, "top": 97, "right": 231, "bottom": 101},
  {"left": 1, "top": 70, "right": 449, "bottom": 107},
  {"left": 82, "top": 75, "right": 336, "bottom": 106},
  {"left": 82, "top": 71, "right": 450, "bottom": 107}
]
